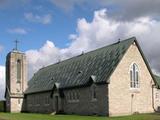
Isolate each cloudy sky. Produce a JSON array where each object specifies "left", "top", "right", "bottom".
[{"left": 0, "top": 0, "right": 160, "bottom": 100}]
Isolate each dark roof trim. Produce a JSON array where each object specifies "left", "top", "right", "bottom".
[{"left": 25, "top": 90, "right": 52, "bottom": 95}]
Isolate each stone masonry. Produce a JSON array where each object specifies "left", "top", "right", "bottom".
[
  {"left": 5, "top": 50, "right": 27, "bottom": 112},
  {"left": 108, "top": 42, "right": 154, "bottom": 116}
]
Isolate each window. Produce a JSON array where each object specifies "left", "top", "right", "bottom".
[
  {"left": 17, "top": 59, "right": 21, "bottom": 83},
  {"left": 28, "top": 98, "right": 32, "bottom": 107},
  {"left": 70, "top": 92, "right": 73, "bottom": 101},
  {"left": 91, "top": 86, "right": 97, "bottom": 100},
  {"left": 73, "top": 91, "right": 76, "bottom": 100},
  {"left": 45, "top": 96, "right": 49, "bottom": 105},
  {"left": 130, "top": 63, "right": 139, "bottom": 88},
  {"left": 67, "top": 91, "right": 79, "bottom": 103},
  {"left": 77, "top": 92, "right": 79, "bottom": 100},
  {"left": 37, "top": 96, "right": 40, "bottom": 106}
]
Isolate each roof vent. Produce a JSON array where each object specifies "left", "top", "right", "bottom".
[
  {"left": 54, "top": 82, "right": 60, "bottom": 89},
  {"left": 90, "top": 75, "right": 97, "bottom": 83},
  {"left": 57, "top": 59, "right": 61, "bottom": 64},
  {"left": 118, "top": 38, "right": 121, "bottom": 43},
  {"left": 81, "top": 51, "right": 84, "bottom": 55},
  {"left": 78, "top": 71, "right": 83, "bottom": 74}
]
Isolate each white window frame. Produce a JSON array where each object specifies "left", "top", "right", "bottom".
[{"left": 130, "top": 63, "right": 140, "bottom": 89}]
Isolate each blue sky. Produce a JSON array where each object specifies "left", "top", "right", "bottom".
[
  {"left": 0, "top": 0, "right": 94, "bottom": 65},
  {"left": 1, "top": 0, "right": 160, "bottom": 99}
]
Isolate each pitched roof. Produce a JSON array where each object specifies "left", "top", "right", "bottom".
[{"left": 25, "top": 37, "right": 136, "bottom": 94}]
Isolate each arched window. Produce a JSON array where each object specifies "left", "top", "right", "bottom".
[
  {"left": 130, "top": 63, "right": 139, "bottom": 88},
  {"left": 17, "top": 59, "right": 21, "bottom": 83}
]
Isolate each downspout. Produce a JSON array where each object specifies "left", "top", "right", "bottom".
[{"left": 152, "top": 84, "right": 157, "bottom": 112}]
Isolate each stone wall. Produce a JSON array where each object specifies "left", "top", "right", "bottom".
[
  {"left": 63, "top": 84, "right": 108, "bottom": 116},
  {"left": 26, "top": 91, "right": 53, "bottom": 113},
  {"left": 154, "top": 88, "right": 160, "bottom": 111},
  {"left": 10, "top": 98, "right": 23, "bottom": 112},
  {"left": 25, "top": 84, "right": 109, "bottom": 116},
  {"left": 108, "top": 43, "right": 154, "bottom": 116}
]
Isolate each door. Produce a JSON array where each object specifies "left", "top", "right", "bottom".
[
  {"left": 131, "top": 93, "right": 137, "bottom": 114},
  {"left": 55, "top": 96, "right": 59, "bottom": 113}
]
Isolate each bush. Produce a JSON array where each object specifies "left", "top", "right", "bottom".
[{"left": 0, "top": 101, "right": 5, "bottom": 112}]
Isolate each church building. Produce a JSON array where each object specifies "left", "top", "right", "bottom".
[{"left": 5, "top": 37, "right": 160, "bottom": 116}]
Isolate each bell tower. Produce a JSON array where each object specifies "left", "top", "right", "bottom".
[{"left": 5, "top": 40, "right": 27, "bottom": 112}]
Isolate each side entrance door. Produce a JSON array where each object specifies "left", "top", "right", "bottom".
[{"left": 55, "top": 96, "right": 59, "bottom": 113}]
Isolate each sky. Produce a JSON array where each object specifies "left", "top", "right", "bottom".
[{"left": 1, "top": 0, "right": 160, "bottom": 100}]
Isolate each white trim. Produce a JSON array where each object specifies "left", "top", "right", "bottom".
[{"left": 129, "top": 63, "right": 140, "bottom": 89}]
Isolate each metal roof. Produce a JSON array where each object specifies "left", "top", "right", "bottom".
[
  {"left": 25, "top": 37, "right": 136, "bottom": 94},
  {"left": 154, "top": 75, "right": 160, "bottom": 88}
]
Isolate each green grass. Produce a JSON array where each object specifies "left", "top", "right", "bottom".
[{"left": 0, "top": 113, "right": 160, "bottom": 120}]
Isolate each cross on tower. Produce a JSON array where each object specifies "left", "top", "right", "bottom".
[{"left": 14, "top": 39, "right": 19, "bottom": 50}]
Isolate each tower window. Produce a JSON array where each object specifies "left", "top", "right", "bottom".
[
  {"left": 17, "top": 59, "right": 21, "bottom": 83},
  {"left": 130, "top": 63, "right": 139, "bottom": 88}
]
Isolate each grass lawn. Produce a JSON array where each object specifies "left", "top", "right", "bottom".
[{"left": 0, "top": 113, "right": 160, "bottom": 120}]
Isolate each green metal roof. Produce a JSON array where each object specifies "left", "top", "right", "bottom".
[
  {"left": 25, "top": 37, "right": 136, "bottom": 94},
  {"left": 154, "top": 75, "right": 160, "bottom": 88}
]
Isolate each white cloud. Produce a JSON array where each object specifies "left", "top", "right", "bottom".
[
  {"left": 24, "top": 12, "right": 52, "bottom": 24},
  {"left": 104, "top": 0, "right": 160, "bottom": 20},
  {"left": 8, "top": 28, "right": 27, "bottom": 34},
  {"left": 26, "top": 41, "right": 61, "bottom": 78},
  {"left": 26, "top": 9, "right": 160, "bottom": 79},
  {"left": 0, "top": 66, "right": 5, "bottom": 100},
  {"left": 50, "top": 0, "right": 160, "bottom": 21},
  {"left": 67, "top": 9, "right": 160, "bottom": 74}
]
